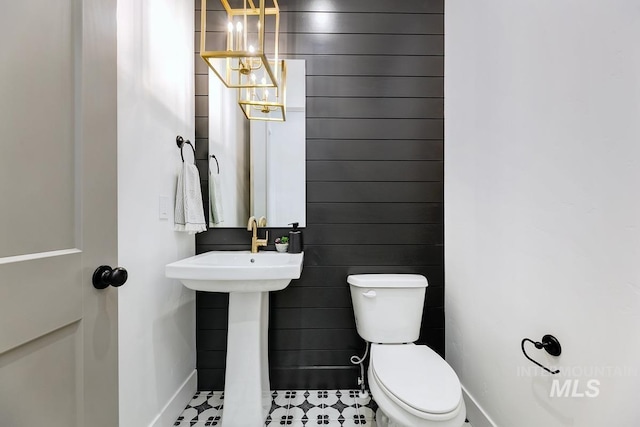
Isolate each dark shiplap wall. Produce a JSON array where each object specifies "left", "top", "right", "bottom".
[{"left": 194, "top": 0, "right": 444, "bottom": 390}]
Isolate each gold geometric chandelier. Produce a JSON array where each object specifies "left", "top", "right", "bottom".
[
  {"left": 237, "top": 59, "right": 286, "bottom": 121},
  {"left": 199, "top": 0, "right": 280, "bottom": 89}
]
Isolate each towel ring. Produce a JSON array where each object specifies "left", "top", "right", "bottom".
[
  {"left": 176, "top": 135, "right": 195, "bottom": 162},
  {"left": 210, "top": 154, "right": 220, "bottom": 174},
  {"left": 521, "top": 335, "right": 561, "bottom": 375}
]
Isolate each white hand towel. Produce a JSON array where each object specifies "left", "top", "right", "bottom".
[
  {"left": 208, "top": 168, "right": 225, "bottom": 227},
  {"left": 174, "top": 163, "right": 207, "bottom": 234}
]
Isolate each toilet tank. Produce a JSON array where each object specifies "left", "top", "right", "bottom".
[{"left": 348, "top": 274, "right": 427, "bottom": 343}]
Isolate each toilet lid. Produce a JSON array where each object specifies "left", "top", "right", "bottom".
[{"left": 371, "top": 344, "right": 461, "bottom": 414}]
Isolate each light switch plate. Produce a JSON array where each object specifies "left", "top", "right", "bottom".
[{"left": 159, "top": 195, "right": 170, "bottom": 220}]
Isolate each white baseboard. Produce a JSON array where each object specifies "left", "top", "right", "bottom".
[
  {"left": 462, "top": 385, "right": 498, "bottom": 427},
  {"left": 149, "top": 370, "right": 197, "bottom": 427}
]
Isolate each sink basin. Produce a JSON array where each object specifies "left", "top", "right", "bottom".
[
  {"left": 165, "top": 250, "right": 303, "bottom": 292},
  {"left": 165, "top": 250, "right": 304, "bottom": 427}
]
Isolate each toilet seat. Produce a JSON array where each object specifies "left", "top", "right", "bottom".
[{"left": 370, "top": 344, "right": 463, "bottom": 420}]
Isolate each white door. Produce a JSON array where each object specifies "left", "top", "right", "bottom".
[{"left": 0, "top": 1, "right": 119, "bottom": 426}]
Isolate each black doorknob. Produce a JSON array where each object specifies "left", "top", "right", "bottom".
[{"left": 93, "top": 265, "right": 128, "bottom": 289}]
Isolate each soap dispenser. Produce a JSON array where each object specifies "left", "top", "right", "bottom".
[{"left": 287, "top": 222, "right": 303, "bottom": 253}]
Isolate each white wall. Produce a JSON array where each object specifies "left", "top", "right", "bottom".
[
  {"left": 445, "top": 1, "right": 640, "bottom": 426},
  {"left": 117, "top": 1, "right": 196, "bottom": 426}
]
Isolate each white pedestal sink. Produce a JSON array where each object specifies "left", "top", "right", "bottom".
[{"left": 166, "top": 251, "right": 304, "bottom": 427}]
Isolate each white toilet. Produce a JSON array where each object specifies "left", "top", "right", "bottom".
[{"left": 348, "top": 274, "right": 466, "bottom": 427}]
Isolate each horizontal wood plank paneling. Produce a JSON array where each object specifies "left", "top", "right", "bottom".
[
  {"left": 269, "top": 349, "right": 359, "bottom": 367},
  {"left": 198, "top": 349, "right": 364, "bottom": 368},
  {"left": 307, "top": 77, "right": 443, "bottom": 98},
  {"left": 307, "top": 202, "right": 443, "bottom": 224},
  {"left": 196, "top": 53, "right": 443, "bottom": 78},
  {"left": 199, "top": 0, "right": 444, "bottom": 14},
  {"left": 197, "top": 309, "right": 229, "bottom": 329},
  {"left": 419, "top": 328, "right": 445, "bottom": 355},
  {"left": 195, "top": 96, "right": 208, "bottom": 116},
  {"left": 422, "top": 307, "right": 445, "bottom": 329},
  {"left": 197, "top": 350, "right": 226, "bottom": 369},
  {"left": 194, "top": 54, "right": 208, "bottom": 74},
  {"left": 270, "top": 286, "right": 352, "bottom": 308},
  {"left": 200, "top": 32, "right": 444, "bottom": 56},
  {"left": 270, "top": 367, "right": 358, "bottom": 390},
  {"left": 194, "top": 117, "right": 208, "bottom": 139},
  {"left": 280, "top": 13, "right": 443, "bottom": 35},
  {"left": 301, "top": 55, "right": 444, "bottom": 77},
  {"left": 306, "top": 161, "right": 443, "bottom": 182},
  {"left": 302, "top": 245, "right": 443, "bottom": 267},
  {"left": 307, "top": 118, "right": 444, "bottom": 140},
  {"left": 197, "top": 292, "right": 228, "bottom": 308},
  {"left": 307, "top": 182, "right": 443, "bottom": 203},
  {"left": 271, "top": 308, "right": 355, "bottom": 329},
  {"left": 303, "top": 224, "right": 443, "bottom": 245},
  {"left": 197, "top": 369, "right": 225, "bottom": 389},
  {"left": 194, "top": 74, "right": 208, "bottom": 95},
  {"left": 195, "top": 139, "right": 209, "bottom": 159},
  {"left": 426, "top": 287, "right": 445, "bottom": 307},
  {"left": 195, "top": 0, "right": 444, "bottom": 391},
  {"left": 307, "top": 98, "right": 443, "bottom": 119},
  {"left": 203, "top": 10, "right": 443, "bottom": 34},
  {"left": 271, "top": 328, "right": 362, "bottom": 350},
  {"left": 278, "top": 0, "right": 444, "bottom": 14},
  {"left": 306, "top": 140, "right": 443, "bottom": 161},
  {"left": 198, "top": 329, "right": 228, "bottom": 350}
]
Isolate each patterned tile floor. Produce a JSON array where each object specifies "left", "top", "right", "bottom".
[
  {"left": 175, "top": 389, "right": 376, "bottom": 427},
  {"left": 175, "top": 389, "right": 473, "bottom": 427}
]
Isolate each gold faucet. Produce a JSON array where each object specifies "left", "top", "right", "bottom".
[{"left": 247, "top": 216, "right": 268, "bottom": 253}]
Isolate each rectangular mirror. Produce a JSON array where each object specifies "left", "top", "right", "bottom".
[{"left": 208, "top": 59, "right": 306, "bottom": 227}]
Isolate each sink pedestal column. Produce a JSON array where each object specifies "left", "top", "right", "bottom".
[{"left": 221, "top": 291, "right": 271, "bottom": 427}]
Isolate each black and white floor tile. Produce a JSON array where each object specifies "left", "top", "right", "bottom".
[
  {"left": 174, "top": 389, "right": 376, "bottom": 427},
  {"left": 174, "top": 389, "right": 473, "bottom": 427}
]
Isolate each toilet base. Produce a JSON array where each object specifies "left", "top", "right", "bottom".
[
  {"left": 375, "top": 408, "right": 402, "bottom": 427},
  {"left": 374, "top": 404, "right": 467, "bottom": 427}
]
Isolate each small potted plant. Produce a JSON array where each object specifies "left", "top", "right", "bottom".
[{"left": 274, "top": 236, "right": 289, "bottom": 253}]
